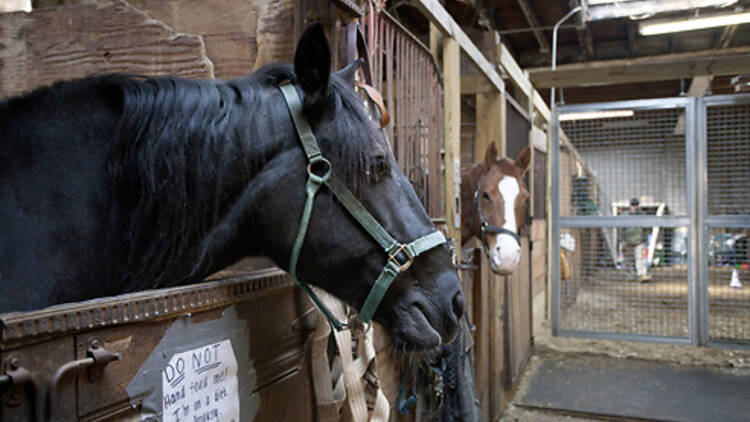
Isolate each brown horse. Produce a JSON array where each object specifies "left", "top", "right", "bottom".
[{"left": 461, "top": 142, "right": 531, "bottom": 275}]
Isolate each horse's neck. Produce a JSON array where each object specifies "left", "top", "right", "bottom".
[
  {"left": 460, "top": 164, "right": 482, "bottom": 244},
  {"left": 115, "top": 84, "right": 287, "bottom": 288}
]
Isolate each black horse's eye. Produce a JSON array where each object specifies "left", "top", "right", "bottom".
[
  {"left": 369, "top": 156, "right": 389, "bottom": 182},
  {"left": 482, "top": 191, "right": 491, "bottom": 201}
]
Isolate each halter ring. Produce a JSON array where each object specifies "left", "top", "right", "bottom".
[{"left": 307, "top": 156, "right": 332, "bottom": 182}]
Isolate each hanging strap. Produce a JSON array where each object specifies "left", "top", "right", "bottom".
[{"left": 279, "top": 82, "right": 446, "bottom": 330}]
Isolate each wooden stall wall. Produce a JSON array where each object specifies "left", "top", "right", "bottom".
[
  {"left": 0, "top": 1, "right": 313, "bottom": 421},
  {"left": 0, "top": 0, "right": 296, "bottom": 99}
]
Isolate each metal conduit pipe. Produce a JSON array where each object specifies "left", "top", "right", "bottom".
[
  {"left": 548, "top": 5, "right": 581, "bottom": 335},
  {"left": 551, "top": 5, "right": 582, "bottom": 109}
]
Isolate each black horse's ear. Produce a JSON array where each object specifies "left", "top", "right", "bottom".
[
  {"left": 294, "top": 23, "right": 331, "bottom": 108},
  {"left": 336, "top": 58, "right": 363, "bottom": 86},
  {"left": 484, "top": 141, "right": 498, "bottom": 165},
  {"left": 515, "top": 146, "right": 532, "bottom": 176}
]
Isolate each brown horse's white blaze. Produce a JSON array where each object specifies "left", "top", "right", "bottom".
[
  {"left": 461, "top": 142, "right": 531, "bottom": 275},
  {"left": 493, "top": 175, "right": 523, "bottom": 273}
]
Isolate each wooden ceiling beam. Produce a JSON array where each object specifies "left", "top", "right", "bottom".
[
  {"left": 514, "top": 0, "right": 549, "bottom": 53},
  {"left": 716, "top": 24, "right": 738, "bottom": 49},
  {"left": 528, "top": 46, "right": 750, "bottom": 88},
  {"left": 411, "top": 0, "right": 505, "bottom": 93}
]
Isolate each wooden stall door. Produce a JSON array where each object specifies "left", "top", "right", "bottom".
[{"left": 504, "top": 236, "right": 532, "bottom": 389}]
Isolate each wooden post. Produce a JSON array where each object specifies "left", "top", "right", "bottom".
[
  {"left": 474, "top": 91, "right": 504, "bottom": 161},
  {"left": 474, "top": 252, "right": 491, "bottom": 422},
  {"left": 475, "top": 87, "right": 507, "bottom": 422},
  {"left": 443, "top": 37, "right": 461, "bottom": 256}
]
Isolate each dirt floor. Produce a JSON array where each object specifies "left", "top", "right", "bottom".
[
  {"left": 500, "top": 291, "right": 750, "bottom": 422},
  {"left": 559, "top": 265, "right": 750, "bottom": 339}
]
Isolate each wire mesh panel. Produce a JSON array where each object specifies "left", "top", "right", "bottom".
[
  {"left": 706, "top": 103, "right": 750, "bottom": 216},
  {"left": 555, "top": 99, "right": 691, "bottom": 341},
  {"left": 705, "top": 95, "right": 750, "bottom": 345},
  {"left": 707, "top": 227, "right": 750, "bottom": 342},
  {"left": 559, "top": 226, "right": 689, "bottom": 337},
  {"left": 560, "top": 108, "right": 687, "bottom": 218}
]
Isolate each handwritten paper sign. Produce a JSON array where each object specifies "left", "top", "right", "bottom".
[{"left": 162, "top": 339, "right": 239, "bottom": 422}]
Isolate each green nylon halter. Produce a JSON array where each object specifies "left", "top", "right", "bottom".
[{"left": 279, "top": 82, "right": 446, "bottom": 331}]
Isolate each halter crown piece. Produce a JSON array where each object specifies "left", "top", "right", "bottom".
[{"left": 279, "top": 82, "right": 446, "bottom": 331}]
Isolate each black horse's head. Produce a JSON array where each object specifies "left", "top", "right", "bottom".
[{"left": 253, "top": 25, "right": 463, "bottom": 350}]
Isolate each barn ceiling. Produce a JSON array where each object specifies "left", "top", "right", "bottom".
[{"left": 389, "top": 0, "right": 750, "bottom": 104}]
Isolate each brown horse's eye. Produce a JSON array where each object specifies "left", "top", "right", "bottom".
[{"left": 482, "top": 191, "right": 491, "bottom": 201}]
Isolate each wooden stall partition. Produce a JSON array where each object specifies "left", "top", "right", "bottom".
[
  {"left": 470, "top": 247, "right": 491, "bottom": 422},
  {"left": 443, "top": 36, "right": 462, "bottom": 252},
  {"left": 503, "top": 237, "right": 532, "bottom": 390},
  {"left": 0, "top": 0, "right": 215, "bottom": 98},
  {"left": 127, "top": 0, "right": 297, "bottom": 78},
  {"left": 0, "top": 269, "right": 319, "bottom": 421}
]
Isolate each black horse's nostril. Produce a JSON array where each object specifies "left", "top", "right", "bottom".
[{"left": 452, "top": 291, "right": 465, "bottom": 319}]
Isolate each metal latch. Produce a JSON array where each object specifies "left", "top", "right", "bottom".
[
  {"left": 44, "top": 338, "right": 121, "bottom": 421},
  {"left": 1, "top": 356, "right": 34, "bottom": 407}
]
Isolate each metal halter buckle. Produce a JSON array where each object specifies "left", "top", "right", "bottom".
[{"left": 389, "top": 244, "right": 414, "bottom": 272}]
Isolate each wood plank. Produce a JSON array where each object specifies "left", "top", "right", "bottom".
[
  {"left": 489, "top": 270, "right": 504, "bottom": 420},
  {"left": 443, "top": 36, "right": 462, "bottom": 249},
  {"left": 461, "top": 74, "right": 493, "bottom": 95},
  {"left": 475, "top": 91, "right": 503, "bottom": 160},
  {"left": 499, "top": 42, "right": 531, "bottom": 96},
  {"left": 132, "top": 0, "right": 296, "bottom": 79},
  {"left": 504, "top": 237, "right": 532, "bottom": 389},
  {"left": 514, "top": 0, "right": 549, "bottom": 52},
  {"left": 474, "top": 252, "right": 491, "bottom": 422},
  {"left": 415, "top": 0, "right": 554, "bottom": 125},
  {"left": 528, "top": 46, "right": 750, "bottom": 88},
  {"left": 414, "top": 0, "right": 504, "bottom": 93},
  {"left": 499, "top": 44, "right": 551, "bottom": 122},
  {"left": 0, "top": 1, "right": 214, "bottom": 98}
]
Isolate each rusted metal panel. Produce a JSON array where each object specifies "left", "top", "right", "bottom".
[
  {"left": 0, "top": 268, "right": 292, "bottom": 349},
  {"left": 358, "top": 5, "right": 444, "bottom": 219},
  {"left": 1, "top": 337, "right": 76, "bottom": 421},
  {"left": 0, "top": 270, "right": 317, "bottom": 421}
]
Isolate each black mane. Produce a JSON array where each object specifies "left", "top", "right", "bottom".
[{"left": 92, "top": 64, "right": 383, "bottom": 289}]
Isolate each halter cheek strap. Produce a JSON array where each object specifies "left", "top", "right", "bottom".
[
  {"left": 475, "top": 189, "right": 522, "bottom": 249},
  {"left": 280, "top": 82, "right": 446, "bottom": 331}
]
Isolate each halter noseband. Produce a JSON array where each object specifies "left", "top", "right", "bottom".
[
  {"left": 474, "top": 179, "right": 522, "bottom": 250},
  {"left": 279, "top": 82, "right": 446, "bottom": 331}
]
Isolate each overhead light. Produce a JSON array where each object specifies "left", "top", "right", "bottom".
[
  {"left": 640, "top": 11, "right": 750, "bottom": 36},
  {"left": 559, "top": 109, "right": 635, "bottom": 121}
]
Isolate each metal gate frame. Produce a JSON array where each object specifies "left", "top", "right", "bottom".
[
  {"left": 700, "top": 93, "right": 750, "bottom": 349},
  {"left": 550, "top": 96, "right": 699, "bottom": 346},
  {"left": 550, "top": 94, "right": 750, "bottom": 348}
]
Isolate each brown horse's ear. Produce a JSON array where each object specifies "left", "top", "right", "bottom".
[
  {"left": 484, "top": 142, "right": 498, "bottom": 165},
  {"left": 515, "top": 146, "right": 531, "bottom": 176}
]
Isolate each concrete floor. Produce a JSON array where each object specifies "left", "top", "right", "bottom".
[{"left": 499, "top": 292, "right": 750, "bottom": 422}]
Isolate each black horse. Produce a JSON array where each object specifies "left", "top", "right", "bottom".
[{"left": 0, "top": 24, "right": 463, "bottom": 350}]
